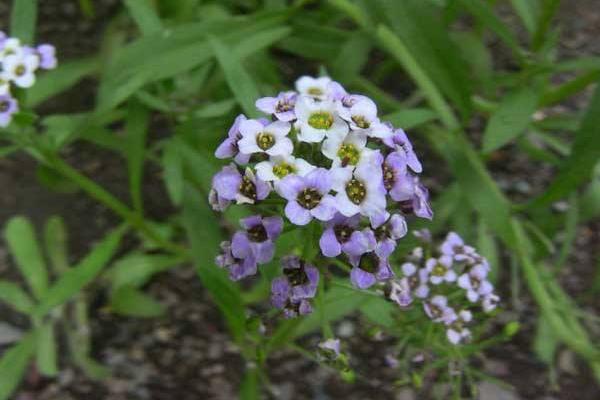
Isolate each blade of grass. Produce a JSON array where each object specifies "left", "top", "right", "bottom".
[
  {"left": 123, "top": 0, "right": 163, "bottom": 36},
  {"left": 125, "top": 100, "right": 150, "bottom": 214},
  {"left": 10, "top": 0, "right": 37, "bottom": 43}
]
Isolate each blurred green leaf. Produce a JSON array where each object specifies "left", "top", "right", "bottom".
[
  {"left": 125, "top": 101, "right": 150, "bottom": 213},
  {"left": 482, "top": 88, "right": 538, "bottom": 153},
  {"left": 331, "top": 32, "right": 371, "bottom": 81},
  {"left": 26, "top": 58, "right": 99, "bottom": 108},
  {"left": 124, "top": 0, "right": 163, "bottom": 36},
  {"left": 33, "top": 226, "right": 126, "bottom": 318},
  {"left": 556, "top": 194, "right": 578, "bottom": 268},
  {"left": 5, "top": 216, "right": 48, "bottom": 300},
  {"left": 162, "top": 140, "right": 185, "bottom": 206},
  {"left": 534, "top": 315, "right": 558, "bottom": 363},
  {"left": 36, "top": 164, "right": 79, "bottom": 193},
  {"left": 510, "top": 0, "right": 539, "bottom": 33},
  {"left": 107, "top": 252, "right": 182, "bottom": 289},
  {"left": 36, "top": 323, "right": 58, "bottom": 377},
  {"left": 43, "top": 216, "right": 70, "bottom": 274},
  {"left": 383, "top": 108, "right": 437, "bottom": 130},
  {"left": 182, "top": 185, "right": 247, "bottom": 343},
  {"left": 240, "top": 367, "right": 260, "bottom": 400},
  {"left": 0, "top": 331, "right": 36, "bottom": 400},
  {"left": 209, "top": 36, "right": 261, "bottom": 117},
  {"left": 110, "top": 286, "right": 165, "bottom": 317},
  {"left": 0, "top": 280, "right": 35, "bottom": 315},
  {"left": 528, "top": 82, "right": 600, "bottom": 208},
  {"left": 10, "top": 0, "right": 37, "bottom": 43}
]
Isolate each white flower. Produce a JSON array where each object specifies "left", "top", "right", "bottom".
[
  {"left": 238, "top": 119, "right": 293, "bottom": 157},
  {"left": 255, "top": 155, "right": 315, "bottom": 182},
  {"left": 295, "top": 75, "right": 332, "bottom": 100},
  {"left": 337, "top": 95, "right": 392, "bottom": 139},
  {"left": 331, "top": 151, "right": 387, "bottom": 218},
  {"left": 3, "top": 54, "right": 39, "bottom": 88},
  {"left": 294, "top": 97, "right": 348, "bottom": 143},
  {"left": 0, "top": 73, "right": 10, "bottom": 96},
  {"left": 446, "top": 310, "right": 472, "bottom": 345},
  {"left": 426, "top": 255, "right": 457, "bottom": 285},
  {"left": 321, "top": 130, "right": 374, "bottom": 168},
  {"left": 0, "top": 38, "right": 23, "bottom": 59}
]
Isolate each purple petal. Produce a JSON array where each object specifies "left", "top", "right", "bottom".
[
  {"left": 263, "top": 216, "right": 283, "bottom": 239},
  {"left": 285, "top": 201, "right": 312, "bottom": 225},
  {"left": 350, "top": 267, "right": 376, "bottom": 289},
  {"left": 319, "top": 227, "right": 342, "bottom": 258},
  {"left": 213, "top": 165, "right": 241, "bottom": 200},
  {"left": 251, "top": 241, "right": 275, "bottom": 264},
  {"left": 311, "top": 195, "right": 337, "bottom": 221},
  {"left": 276, "top": 175, "right": 305, "bottom": 200}
]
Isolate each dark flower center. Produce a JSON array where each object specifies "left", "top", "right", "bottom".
[
  {"left": 239, "top": 175, "right": 257, "bottom": 200},
  {"left": 359, "top": 252, "right": 379, "bottom": 273},
  {"left": 375, "top": 224, "right": 389, "bottom": 241},
  {"left": 352, "top": 115, "right": 370, "bottom": 129},
  {"left": 383, "top": 163, "right": 395, "bottom": 191},
  {"left": 428, "top": 303, "right": 443, "bottom": 319},
  {"left": 297, "top": 188, "right": 322, "bottom": 209},
  {"left": 284, "top": 265, "right": 309, "bottom": 286},
  {"left": 334, "top": 225, "right": 353, "bottom": 244},
  {"left": 308, "top": 111, "right": 333, "bottom": 130},
  {"left": 337, "top": 143, "right": 360, "bottom": 166},
  {"left": 345, "top": 178, "right": 366, "bottom": 205},
  {"left": 256, "top": 132, "right": 275, "bottom": 150},
  {"left": 276, "top": 100, "right": 293, "bottom": 113},
  {"left": 0, "top": 100, "right": 9, "bottom": 113},
  {"left": 247, "top": 224, "right": 268, "bottom": 242},
  {"left": 14, "top": 65, "right": 26, "bottom": 76},
  {"left": 408, "top": 275, "right": 419, "bottom": 289}
]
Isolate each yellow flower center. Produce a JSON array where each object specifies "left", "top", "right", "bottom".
[{"left": 308, "top": 111, "right": 333, "bottom": 130}]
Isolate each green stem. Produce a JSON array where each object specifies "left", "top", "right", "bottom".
[{"left": 45, "top": 152, "right": 188, "bottom": 257}]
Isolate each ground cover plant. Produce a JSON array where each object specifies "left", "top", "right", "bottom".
[{"left": 0, "top": 0, "right": 599, "bottom": 399}]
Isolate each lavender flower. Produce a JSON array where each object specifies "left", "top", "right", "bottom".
[
  {"left": 215, "top": 114, "right": 251, "bottom": 164},
  {"left": 255, "top": 91, "right": 297, "bottom": 121},
  {"left": 424, "top": 295, "right": 456, "bottom": 324},
  {"left": 0, "top": 94, "right": 18, "bottom": 128},
  {"left": 318, "top": 338, "right": 341, "bottom": 360},
  {"left": 238, "top": 119, "right": 293, "bottom": 157},
  {"left": 271, "top": 256, "right": 319, "bottom": 318},
  {"left": 211, "top": 164, "right": 270, "bottom": 206},
  {"left": 232, "top": 215, "right": 283, "bottom": 264},
  {"left": 35, "top": 44, "right": 57, "bottom": 70},
  {"left": 2, "top": 53, "right": 39, "bottom": 88},
  {"left": 383, "top": 128, "right": 422, "bottom": 173},
  {"left": 319, "top": 213, "right": 373, "bottom": 258},
  {"left": 482, "top": 293, "right": 500, "bottom": 312},
  {"left": 349, "top": 250, "right": 393, "bottom": 289},
  {"left": 276, "top": 168, "right": 336, "bottom": 225},
  {"left": 215, "top": 241, "right": 257, "bottom": 281},
  {"left": 440, "top": 232, "right": 477, "bottom": 262},
  {"left": 457, "top": 264, "right": 494, "bottom": 303},
  {"left": 446, "top": 310, "right": 472, "bottom": 345},
  {"left": 371, "top": 213, "right": 408, "bottom": 257}
]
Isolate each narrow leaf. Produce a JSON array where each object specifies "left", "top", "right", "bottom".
[
  {"left": 4, "top": 216, "right": 48, "bottom": 300},
  {"left": 44, "top": 216, "right": 69, "bottom": 274},
  {"left": 125, "top": 101, "right": 150, "bottom": 214},
  {"left": 0, "top": 332, "right": 36, "bottom": 400},
  {"left": 10, "top": 0, "right": 37, "bottom": 43},
  {"left": 110, "top": 287, "right": 165, "bottom": 318},
  {"left": 36, "top": 323, "right": 58, "bottom": 376},
  {"left": 123, "top": 0, "right": 163, "bottom": 36},
  {"left": 0, "top": 280, "right": 35, "bottom": 314}
]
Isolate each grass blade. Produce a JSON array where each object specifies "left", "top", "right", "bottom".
[
  {"left": 123, "top": 0, "right": 163, "bottom": 36},
  {"left": 125, "top": 101, "right": 150, "bottom": 214},
  {"left": 4, "top": 216, "right": 48, "bottom": 300},
  {"left": 10, "top": 0, "right": 37, "bottom": 43}
]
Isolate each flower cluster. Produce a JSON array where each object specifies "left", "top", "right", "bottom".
[
  {"left": 0, "top": 31, "right": 57, "bottom": 127},
  {"left": 388, "top": 231, "right": 500, "bottom": 344},
  {"left": 211, "top": 76, "right": 433, "bottom": 317}
]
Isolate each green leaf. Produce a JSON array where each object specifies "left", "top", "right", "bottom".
[
  {"left": 107, "top": 252, "right": 181, "bottom": 289},
  {"left": 182, "top": 186, "right": 247, "bottom": 343},
  {"left": 510, "top": 0, "right": 539, "bottom": 33},
  {"left": 162, "top": 140, "right": 184, "bottom": 206},
  {"left": 26, "top": 58, "right": 99, "bottom": 108},
  {"left": 43, "top": 216, "right": 70, "bottom": 274},
  {"left": 123, "top": 0, "right": 163, "bottom": 36},
  {"left": 33, "top": 226, "right": 126, "bottom": 318},
  {"left": 240, "top": 367, "right": 261, "bottom": 400},
  {"left": 0, "top": 331, "right": 36, "bottom": 400},
  {"left": 0, "top": 280, "right": 35, "bottom": 314},
  {"left": 534, "top": 315, "right": 558, "bottom": 363},
  {"left": 125, "top": 101, "right": 149, "bottom": 214},
  {"left": 4, "top": 216, "right": 48, "bottom": 300},
  {"left": 528, "top": 82, "right": 600, "bottom": 208},
  {"left": 110, "top": 287, "right": 165, "bottom": 318},
  {"left": 330, "top": 32, "right": 371, "bottom": 81},
  {"left": 482, "top": 88, "right": 538, "bottom": 153},
  {"left": 457, "top": 0, "right": 523, "bottom": 60},
  {"left": 370, "top": 0, "right": 473, "bottom": 119},
  {"left": 209, "top": 36, "right": 260, "bottom": 117},
  {"left": 36, "top": 323, "right": 58, "bottom": 376},
  {"left": 383, "top": 108, "right": 437, "bottom": 130},
  {"left": 10, "top": 0, "right": 37, "bottom": 43}
]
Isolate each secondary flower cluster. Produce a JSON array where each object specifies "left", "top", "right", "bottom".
[
  {"left": 211, "top": 75, "right": 433, "bottom": 317},
  {"left": 388, "top": 231, "right": 500, "bottom": 344},
  {"left": 0, "top": 31, "right": 57, "bottom": 127}
]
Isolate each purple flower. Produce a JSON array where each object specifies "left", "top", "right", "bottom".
[
  {"left": 215, "top": 241, "right": 257, "bottom": 281},
  {"left": 382, "top": 128, "right": 422, "bottom": 173},
  {"left": 401, "top": 262, "right": 430, "bottom": 299},
  {"left": 211, "top": 164, "right": 271, "bottom": 206},
  {"left": 276, "top": 168, "right": 337, "bottom": 225},
  {"left": 446, "top": 310, "right": 472, "bottom": 345},
  {"left": 215, "top": 114, "right": 251, "bottom": 164},
  {"left": 389, "top": 278, "right": 412, "bottom": 307},
  {"left": 424, "top": 295, "right": 456, "bottom": 323},
  {"left": 232, "top": 215, "right": 283, "bottom": 264},
  {"left": 256, "top": 91, "right": 297, "bottom": 121},
  {"left": 35, "top": 44, "right": 57, "bottom": 70},
  {"left": 318, "top": 338, "right": 341, "bottom": 360},
  {"left": 382, "top": 152, "right": 409, "bottom": 201},
  {"left": 371, "top": 213, "right": 407, "bottom": 257},
  {"left": 271, "top": 256, "right": 320, "bottom": 318},
  {"left": 457, "top": 264, "right": 494, "bottom": 303},
  {"left": 349, "top": 251, "right": 393, "bottom": 289},
  {"left": 0, "top": 94, "right": 18, "bottom": 128},
  {"left": 440, "top": 232, "right": 477, "bottom": 262},
  {"left": 319, "top": 213, "right": 373, "bottom": 258},
  {"left": 482, "top": 293, "right": 500, "bottom": 312},
  {"left": 425, "top": 255, "right": 457, "bottom": 285}
]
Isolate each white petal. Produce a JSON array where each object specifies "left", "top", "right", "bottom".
[{"left": 255, "top": 161, "right": 276, "bottom": 181}]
